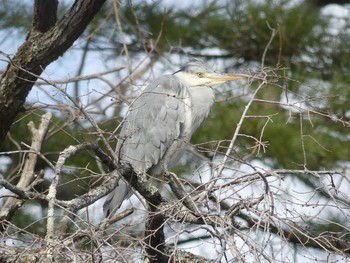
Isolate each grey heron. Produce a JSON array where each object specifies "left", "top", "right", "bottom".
[{"left": 104, "top": 60, "right": 244, "bottom": 216}]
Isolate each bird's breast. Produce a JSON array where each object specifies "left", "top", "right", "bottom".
[{"left": 186, "top": 86, "right": 215, "bottom": 136}]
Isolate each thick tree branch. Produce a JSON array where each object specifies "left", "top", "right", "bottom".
[
  {"left": 0, "top": 0, "right": 107, "bottom": 147},
  {"left": 32, "top": 0, "right": 58, "bottom": 33}
]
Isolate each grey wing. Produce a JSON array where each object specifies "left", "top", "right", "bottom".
[
  {"left": 116, "top": 75, "right": 190, "bottom": 174},
  {"left": 103, "top": 177, "right": 131, "bottom": 217}
]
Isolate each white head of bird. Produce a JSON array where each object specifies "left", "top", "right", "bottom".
[{"left": 173, "top": 61, "right": 244, "bottom": 87}]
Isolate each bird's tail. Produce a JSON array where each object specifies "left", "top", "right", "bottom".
[{"left": 103, "top": 178, "right": 132, "bottom": 217}]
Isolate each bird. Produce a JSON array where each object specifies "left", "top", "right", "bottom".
[{"left": 103, "top": 60, "right": 244, "bottom": 217}]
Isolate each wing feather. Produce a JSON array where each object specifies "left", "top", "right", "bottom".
[{"left": 116, "top": 75, "right": 190, "bottom": 174}]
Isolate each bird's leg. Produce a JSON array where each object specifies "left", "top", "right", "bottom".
[{"left": 164, "top": 172, "right": 201, "bottom": 216}]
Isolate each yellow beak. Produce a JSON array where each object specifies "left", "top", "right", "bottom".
[{"left": 206, "top": 72, "right": 247, "bottom": 83}]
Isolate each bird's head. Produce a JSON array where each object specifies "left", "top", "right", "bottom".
[{"left": 173, "top": 60, "right": 245, "bottom": 87}]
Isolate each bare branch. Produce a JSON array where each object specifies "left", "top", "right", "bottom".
[
  {"left": 0, "top": 111, "right": 51, "bottom": 231},
  {"left": 214, "top": 77, "right": 268, "bottom": 179}
]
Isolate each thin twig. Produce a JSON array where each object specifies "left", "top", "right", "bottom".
[
  {"left": 261, "top": 21, "right": 277, "bottom": 68},
  {"left": 215, "top": 79, "right": 267, "bottom": 177}
]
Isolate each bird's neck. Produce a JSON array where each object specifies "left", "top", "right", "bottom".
[{"left": 187, "top": 85, "right": 215, "bottom": 135}]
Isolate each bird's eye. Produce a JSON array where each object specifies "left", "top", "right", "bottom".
[{"left": 197, "top": 72, "right": 205, "bottom": 78}]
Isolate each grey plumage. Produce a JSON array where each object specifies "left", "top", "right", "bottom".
[{"left": 103, "top": 61, "right": 243, "bottom": 217}]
